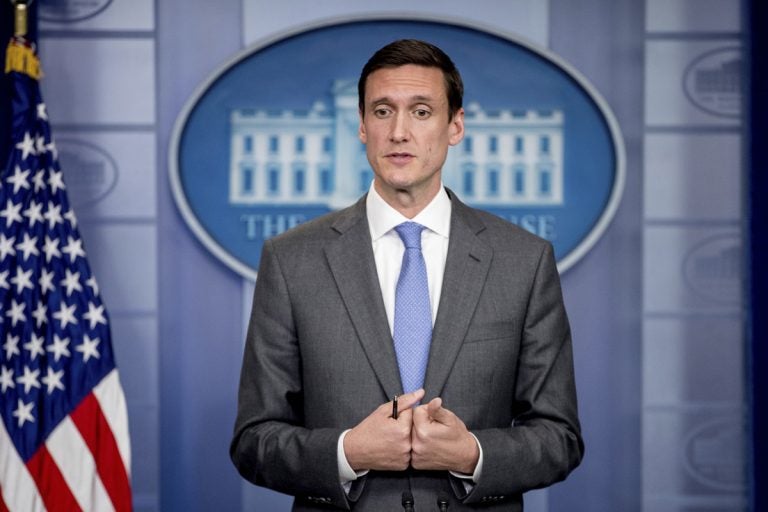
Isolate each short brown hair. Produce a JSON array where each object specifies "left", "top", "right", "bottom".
[{"left": 358, "top": 39, "right": 464, "bottom": 120}]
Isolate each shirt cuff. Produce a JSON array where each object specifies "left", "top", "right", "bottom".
[
  {"left": 338, "top": 429, "right": 369, "bottom": 492},
  {"left": 449, "top": 432, "right": 483, "bottom": 487}
]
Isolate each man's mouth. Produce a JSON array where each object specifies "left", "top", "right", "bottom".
[{"left": 386, "top": 152, "right": 414, "bottom": 164}]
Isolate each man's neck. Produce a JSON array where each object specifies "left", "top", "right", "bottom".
[{"left": 373, "top": 181, "right": 442, "bottom": 219}]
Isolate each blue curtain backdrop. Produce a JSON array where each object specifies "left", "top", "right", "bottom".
[{"left": 748, "top": 0, "right": 766, "bottom": 510}]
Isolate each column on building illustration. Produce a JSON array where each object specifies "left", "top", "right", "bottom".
[
  {"left": 228, "top": 103, "right": 335, "bottom": 205},
  {"left": 332, "top": 80, "right": 371, "bottom": 208},
  {"left": 443, "top": 103, "right": 564, "bottom": 205}
]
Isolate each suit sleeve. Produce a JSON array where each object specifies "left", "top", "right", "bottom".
[
  {"left": 464, "top": 242, "right": 584, "bottom": 502},
  {"left": 230, "top": 240, "right": 351, "bottom": 509}
]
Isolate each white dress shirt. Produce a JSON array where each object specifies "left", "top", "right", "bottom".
[
  {"left": 337, "top": 183, "right": 483, "bottom": 491},
  {"left": 367, "top": 182, "right": 451, "bottom": 331}
]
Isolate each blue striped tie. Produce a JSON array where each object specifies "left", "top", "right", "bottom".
[{"left": 393, "top": 222, "right": 432, "bottom": 394}]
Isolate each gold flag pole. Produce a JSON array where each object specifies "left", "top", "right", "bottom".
[
  {"left": 13, "top": 0, "right": 29, "bottom": 38},
  {"left": 6, "top": 0, "right": 41, "bottom": 78}
]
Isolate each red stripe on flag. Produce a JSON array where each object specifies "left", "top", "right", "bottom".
[
  {"left": 0, "top": 485, "right": 9, "bottom": 512},
  {"left": 26, "top": 445, "right": 81, "bottom": 512},
  {"left": 70, "top": 393, "right": 132, "bottom": 512}
]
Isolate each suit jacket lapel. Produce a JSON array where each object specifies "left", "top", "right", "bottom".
[
  {"left": 324, "top": 197, "right": 403, "bottom": 399},
  {"left": 424, "top": 193, "right": 492, "bottom": 400}
]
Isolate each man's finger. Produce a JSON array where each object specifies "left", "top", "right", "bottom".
[
  {"left": 425, "top": 397, "right": 452, "bottom": 424},
  {"left": 397, "top": 388, "right": 425, "bottom": 414}
]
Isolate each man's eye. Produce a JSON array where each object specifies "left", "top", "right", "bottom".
[
  {"left": 414, "top": 109, "right": 431, "bottom": 118},
  {"left": 374, "top": 108, "right": 391, "bottom": 118}
]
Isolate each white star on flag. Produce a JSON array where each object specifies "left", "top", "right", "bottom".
[
  {"left": 15, "top": 131, "right": 36, "bottom": 160},
  {"left": 76, "top": 335, "right": 101, "bottom": 363},
  {"left": 23, "top": 334, "right": 46, "bottom": 360},
  {"left": 61, "top": 235, "right": 85, "bottom": 262},
  {"left": 86, "top": 275, "right": 99, "bottom": 295},
  {"left": 83, "top": 302, "right": 107, "bottom": 329},
  {"left": 12, "top": 399, "right": 35, "bottom": 427},
  {"left": 42, "top": 234, "right": 61, "bottom": 262},
  {"left": 23, "top": 199, "right": 44, "bottom": 227},
  {"left": 32, "top": 302, "right": 47, "bottom": 327},
  {"left": 0, "top": 233, "right": 15, "bottom": 260},
  {"left": 53, "top": 302, "right": 78, "bottom": 329},
  {"left": 15, "top": 232, "right": 40, "bottom": 260},
  {"left": 39, "top": 267, "right": 55, "bottom": 294},
  {"left": 46, "top": 335, "right": 71, "bottom": 362},
  {"left": 10, "top": 266, "right": 34, "bottom": 294},
  {"left": 32, "top": 169, "right": 46, "bottom": 192},
  {"left": 35, "top": 135, "right": 46, "bottom": 155},
  {"left": 0, "top": 199, "right": 23, "bottom": 227},
  {"left": 3, "top": 334, "right": 20, "bottom": 360},
  {"left": 48, "top": 169, "right": 65, "bottom": 194},
  {"left": 37, "top": 102, "right": 48, "bottom": 120},
  {"left": 0, "top": 366, "right": 15, "bottom": 392},
  {"left": 5, "top": 299, "right": 26, "bottom": 327},
  {"left": 6, "top": 165, "right": 31, "bottom": 194},
  {"left": 42, "top": 367, "right": 65, "bottom": 394},
  {"left": 16, "top": 366, "right": 41, "bottom": 395},
  {"left": 61, "top": 268, "right": 83, "bottom": 296},
  {"left": 43, "top": 200, "right": 63, "bottom": 229}
]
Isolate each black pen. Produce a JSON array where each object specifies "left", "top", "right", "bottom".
[{"left": 392, "top": 395, "right": 398, "bottom": 419}]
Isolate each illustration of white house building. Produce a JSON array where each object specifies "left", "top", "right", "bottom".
[{"left": 229, "top": 80, "right": 564, "bottom": 208}]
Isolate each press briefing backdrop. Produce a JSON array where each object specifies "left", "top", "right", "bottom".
[{"left": 1, "top": 0, "right": 750, "bottom": 511}]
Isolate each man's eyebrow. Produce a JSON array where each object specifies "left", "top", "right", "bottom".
[{"left": 368, "top": 95, "right": 437, "bottom": 106}]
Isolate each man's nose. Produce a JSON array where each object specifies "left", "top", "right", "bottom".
[{"left": 389, "top": 112, "right": 410, "bottom": 142}]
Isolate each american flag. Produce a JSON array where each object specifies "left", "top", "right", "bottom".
[{"left": 0, "top": 39, "right": 132, "bottom": 510}]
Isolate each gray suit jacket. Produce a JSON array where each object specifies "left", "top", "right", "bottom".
[{"left": 231, "top": 189, "right": 583, "bottom": 511}]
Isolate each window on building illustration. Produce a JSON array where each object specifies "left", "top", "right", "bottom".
[
  {"left": 489, "top": 136, "right": 498, "bottom": 155},
  {"left": 513, "top": 165, "right": 525, "bottom": 195},
  {"left": 462, "top": 164, "right": 475, "bottom": 196},
  {"left": 268, "top": 165, "right": 280, "bottom": 195},
  {"left": 487, "top": 167, "right": 499, "bottom": 196},
  {"left": 295, "top": 136, "right": 305, "bottom": 154},
  {"left": 539, "top": 136, "right": 550, "bottom": 155},
  {"left": 294, "top": 166, "right": 306, "bottom": 195},
  {"left": 320, "top": 166, "right": 334, "bottom": 195},
  {"left": 243, "top": 135, "right": 253, "bottom": 155},
  {"left": 323, "top": 136, "right": 333, "bottom": 153},
  {"left": 269, "top": 136, "right": 279, "bottom": 154},
  {"left": 539, "top": 166, "right": 552, "bottom": 196},
  {"left": 241, "top": 165, "right": 254, "bottom": 195},
  {"left": 360, "top": 169, "right": 373, "bottom": 193},
  {"left": 514, "top": 136, "right": 524, "bottom": 155},
  {"left": 463, "top": 137, "right": 473, "bottom": 154}
]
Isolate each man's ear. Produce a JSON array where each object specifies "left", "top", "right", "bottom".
[
  {"left": 358, "top": 110, "right": 367, "bottom": 143},
  {"left": 448, "top": 108, "right": 465, "bottom": 146}
]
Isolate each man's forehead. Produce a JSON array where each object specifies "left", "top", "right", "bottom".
[{"left": 364, "top": 65, "right": 447, "bottom": 101}]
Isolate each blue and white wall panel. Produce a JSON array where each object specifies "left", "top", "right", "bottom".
[
  {"left": 38, "top": 2, "right": 159, "bottom": 510},
  {"left": 642, "top": 0, "right": 746, "bottom": 510}
]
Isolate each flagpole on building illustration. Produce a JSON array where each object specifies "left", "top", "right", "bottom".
[{"left": 0, "top": 1, "right": 132, "bottom": 509}]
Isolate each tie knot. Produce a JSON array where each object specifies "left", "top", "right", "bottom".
[{"left": 395, "top": 222, "right": 425, "bottom": 250}]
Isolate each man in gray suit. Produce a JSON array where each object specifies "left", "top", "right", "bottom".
[{"left": 231, "top": 39, "right": 583, "bottom": 511}]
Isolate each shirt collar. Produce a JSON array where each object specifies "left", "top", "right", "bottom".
[{"left": 366, "top": 182, "right": 452, "bottom": 242}]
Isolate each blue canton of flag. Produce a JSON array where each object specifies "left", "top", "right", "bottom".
[{"left": 0, "top": 39, "right": 131, "bottom": 511}]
